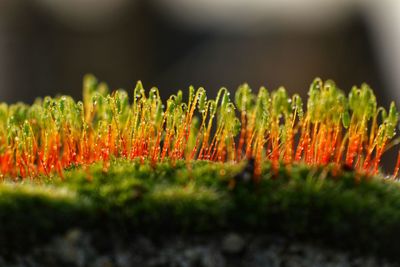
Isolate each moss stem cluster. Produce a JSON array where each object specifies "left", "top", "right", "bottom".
[{"left": 0, "top": 75, "right": 399, "bottom": 179}]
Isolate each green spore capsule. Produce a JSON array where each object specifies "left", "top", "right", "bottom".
[{"left": 197, "top": 88, "right": 207, "bottom": 113}]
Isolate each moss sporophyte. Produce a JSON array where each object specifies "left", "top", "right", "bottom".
[{"left": 1, "top": 75, "right": 399, "bottom": 180}]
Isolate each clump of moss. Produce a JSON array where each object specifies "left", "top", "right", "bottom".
[
  {"left": 1, "top": 76, "right": 400, "bottom": 260},
  {"left": 2, "top": 159, "right": 400, "bottom": 260}
]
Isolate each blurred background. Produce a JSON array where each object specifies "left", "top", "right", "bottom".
[{"left": 0, "top": 0, "right": 399, "bottom": 167}]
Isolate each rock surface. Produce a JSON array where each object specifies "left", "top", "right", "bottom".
[{"left": 2, "top": 230, "right": 399, "bottom": 267}]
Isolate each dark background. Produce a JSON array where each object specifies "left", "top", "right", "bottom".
[{"left": 0, "top": 0, "right": 399, "bottom": 169}]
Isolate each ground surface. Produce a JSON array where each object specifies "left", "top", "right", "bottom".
[{"left": 2, "top": 230, "right": 399, "bottom": 267}]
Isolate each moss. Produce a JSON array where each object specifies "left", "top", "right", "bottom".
[
  {"left": 0, "top": 183, "right": 91, "bottom": 254},
  {"left": 2, "top": 160, "right": 400, "bottom": 260}
]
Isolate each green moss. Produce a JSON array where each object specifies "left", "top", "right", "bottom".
[
  {"left": 1, "top": 160, "right": 400, "bottom": 259},
  {"left": 0, "top": 183, "right": 91, "bottom": 254}
]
